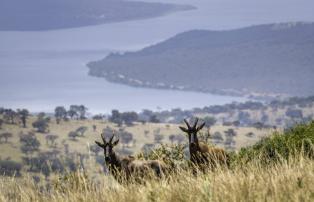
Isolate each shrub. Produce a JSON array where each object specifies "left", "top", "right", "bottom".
[
  {"left": 138, "top": 144, "right": 187, "bottom": 170},
  {"left": 0, "top": 160, "right": 22, "bottom": 176},
  {"left": 237, "top": 121, "right": 314, "bottom": 165}
]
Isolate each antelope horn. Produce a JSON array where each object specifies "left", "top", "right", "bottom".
[
  {"left": 193, "top": 117, "right": 199, "bottom": 129},
  {"left": 101, "top": 133, "right": 106, "bottom": 143},
  {"left": 109, "top": 132, "right": 115, "bottom": 143},
  {"left": 184, "top": 119, "right": 191, "bottom": 130}
]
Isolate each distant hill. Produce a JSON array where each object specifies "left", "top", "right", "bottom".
[
  {"left": 0, "top": 0, "right": 194, "bottom": 31},
  {"left": 88, "top": 22, "right": 314, "bottom": 98}
]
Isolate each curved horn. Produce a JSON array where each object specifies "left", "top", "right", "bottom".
[
  {"left": 184, "top": 119, "right": 191, "bottom": 129},
  {"left": 109, "top": 132, "right": 115, "bottom": 143},
  {"left": 101, "top": 133, "right": 106, "bottom": 143},
  {"left": 193, "top": 117, "right": 199, "bottom": 129}
]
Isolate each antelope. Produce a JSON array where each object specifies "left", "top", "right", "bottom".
[
  {"left": 179, "top": 118, "right": 229, "bottom": 170},
  {"left": 95, "top": 133, "right": 166, "bottom": 183}
]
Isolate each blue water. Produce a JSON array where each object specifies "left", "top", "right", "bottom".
[{"left": 0, "top": 0, "right": 313, "bottom": 113}]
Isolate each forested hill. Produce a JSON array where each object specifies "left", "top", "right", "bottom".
[
  {"left": 88, "top": 22, "right": 314, "bottom": 98},
  {"left": 0, "top": 0, "right": 194, "bottom": 31}
]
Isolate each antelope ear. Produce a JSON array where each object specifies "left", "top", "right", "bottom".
[
  {"left": 112, "top": 139, "right": 119, "bottom": 146},
  {"left": 95, "top": 141, "right": 104, "bottom": 148},
  {"left": 197, "top": 122, "right": 206, "bottom": 131},
  {"left": 179, "top": 126, "right": 189, "bottom": 133}
]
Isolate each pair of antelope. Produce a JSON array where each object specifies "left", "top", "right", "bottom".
[{"left": 95, "top": 118, "right": 228, "bottom": 182}]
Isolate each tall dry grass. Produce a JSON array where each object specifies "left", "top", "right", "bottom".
[{"left": 0, "top": 155, "right": 313, "bottom": 202}]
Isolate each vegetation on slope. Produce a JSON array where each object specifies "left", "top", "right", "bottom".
[
  {"left": 88, "top": 22, "right": 314, "bottom": 97},
  {"left": 0, "top": 121, "right": 313, "bottom": 202}
]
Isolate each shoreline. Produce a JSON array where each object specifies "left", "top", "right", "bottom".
[{"left": 87, "top": 68, "right": 286, "bottom": 102}]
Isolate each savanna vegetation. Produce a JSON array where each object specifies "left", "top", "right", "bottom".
[{"left": 0, "top": 121, "right": 313, "bottom": 202}]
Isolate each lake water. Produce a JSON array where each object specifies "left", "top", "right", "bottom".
[{"left": 0, "top": 0, "right": 313, "bottom": 113}]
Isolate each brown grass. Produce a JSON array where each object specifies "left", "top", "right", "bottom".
[{"left": 0, "top": 155, "right": 313, "bottom": 202}]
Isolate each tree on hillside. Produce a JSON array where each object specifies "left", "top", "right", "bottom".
[
  {"left": 54, "top": 106, "right": 67, "bottom": 124},
  {"left": 92, "top": 125, "right": 97, "bottom": 132},
  {"left": 18, "top": 109, "right": 29, "bottom": 128},
  {"left": 0, "top": 119, "right": 3, "bottom": 129},
  {"left": 0, "top": 160, "right": 22, "bottom": 177},
  {"left": 45, "top": 134, "right": 58, "bottom": 147},
  {"left": 90, "top": 144, "right": 102, "bottom": 156},
  {"left": 149, "top": 114, "right": 160, "bottom": 123},
  {"left": 169, "top": 134, "right": 176, "bottom": 144},
  {"left": 68, "top": 105, "right": 88, "bottom": 120},
  {"left": 68, "top": 131, "right": 79, "bottom": 141},
  {"left": 224, "top": 128, "right": 237, "bottom": 137},
  {"left": 32, "top": 116, "right": 49, "bottom": 133},
  {"left": 20, "top": 133, "right": 40, "bottom": 156},
  {"left": 121, "top": 112, "right": 138, "bottom": 126},
  {"left": 92, "top": 114, "right": 104, "bottom": 120},
  {"left": 154, "top": 133, "right": 164, "bottom": 144},
  {"left": 3, "top": 109, "right": 18, "bottom": 124},
  {"left": 203, "top": 116, "right": 217, "bottom": 127},
  {"left": 0, "top": 132, "right": 13, "bottom": 143},
  {"left": 67, "top": 108, "right": 78, "bottom": 119},
  {"left": 120, "top": 131, "right": 133, "bottom": 148},
  {"left": 246, "top": 132, "right": 255, "bottom": 138},
  {"left": 109, "top": 109, "right": 123, "bottom": 126},
  {"left": 76, "top": 126, "right": 88, "bottom": 137},
  {"left": 211, "top": 131, "right": 223, "bottom": 144}
]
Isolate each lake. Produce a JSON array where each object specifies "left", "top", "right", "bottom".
[{"left": 0, "top": 0, "right": 313, "bottom": 113}]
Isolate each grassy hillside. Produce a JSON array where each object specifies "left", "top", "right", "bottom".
[
  {"left": 0, "top": 116, "right": 269, "bottom": 163},
  {"left": 88, "top": 22, "right": 314, "bottom": 97},
  {"left": 0, "top": 121, "right": 313, "bottom": 202}
]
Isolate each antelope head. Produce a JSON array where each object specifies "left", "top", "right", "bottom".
[
  {"left": 179, "top": 118, "right": 205, "bottom": 147},
  {"left": 95, "top": 133, "right": 119, "bottom": 164}
]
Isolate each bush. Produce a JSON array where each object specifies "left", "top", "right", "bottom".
[
  {"left": 237, "top": 121, "right": 314, "bottom": 165},
  {"left": 0, "top": 160, "right": 22, "bottom": 176},
  {"left": 138, "top": 144, "right": 187, "bottom": 170}
]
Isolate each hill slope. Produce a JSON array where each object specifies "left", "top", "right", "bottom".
[
  {"left": 0, "top": 0, "right": 194, "bottom": 31},
  {"left": 88, "top": 22, "right": 314, "bottom": 97}
]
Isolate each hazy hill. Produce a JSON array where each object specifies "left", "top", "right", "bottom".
[
  {"left": 0, "top": 0, "right": 194, "bottom": 31},
  {"left": 88, "top": 22, "right": 314, "bottom": 97}
]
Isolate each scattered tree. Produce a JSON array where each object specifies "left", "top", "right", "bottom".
[
  {"left": 0, "top": 132, "right": 13, "bottom": 143},
  {"left": 92, "top": 125, "right": 97, "bottom": 132},
  {"left": 17, "top": 109, "right": 29, "bottom": 128},
  {"left": 203, "top": 116, "right": 217, "bottom": 127},
  {"left": 0, "top": 160, "right": 22, "bottom": 176},
  {"left": 68, "top": 131, "right": 79, "bottom": 141},
  {"left": 90, "top": 145, "right": 101, "bottom": 156},
  {"left": 45, "top": 134, "right": 58, "bottom": 147},
  {"left": 154, "top": 133, "right": 164, "bottom": 144},
  {"left": 54, "top": 106, "right": 67, "bottom": 124},
  {"left": 75, "top": 126, "right": 88, "bottom": 137},
  {"left": 32, "top": 117, "right": 49, "bottom": 133}
]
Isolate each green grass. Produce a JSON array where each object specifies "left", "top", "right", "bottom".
[{"left": 237, "top": 121, "right": 314, "bottom": 165}]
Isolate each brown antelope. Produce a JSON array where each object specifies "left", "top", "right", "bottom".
[
  {"left": 179, "top": 118, "right": 229, "bottom": 170},
  {"left": 95, "top": 133, "right": 166, "bottom": 182}
]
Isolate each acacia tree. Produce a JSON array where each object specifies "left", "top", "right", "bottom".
[
  {"left": 68, "top": 131, "right": 79, "bottom": 141},
  {"left": 45, "top": 134, "right": 58, "bottom": 147},
  {"left": 203, "top": 116, "right": 217, "bottom": 127},
  {"left": 76, "top": 126, "right": 88, "bottom": 137},
  {"left": 3, "top": 109, "right": 17, "bottom": 124},
  {"left": 32, "top": 117, "right": 49, "bottom": 133},
  {"left": 0, "top": 132, "right": 13, "bottom": 143},
  {"left": 18, "top": 109, "right": 29, "bottom": 128},
  {"left": 54, "top": 106, "right": 67, "bottom": 124},
  {"left": 120, "top": 131, "right": 133, "bottom": 148},
  {"left": 20, "top": 133, "right": 40, "bottom": 157}
]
